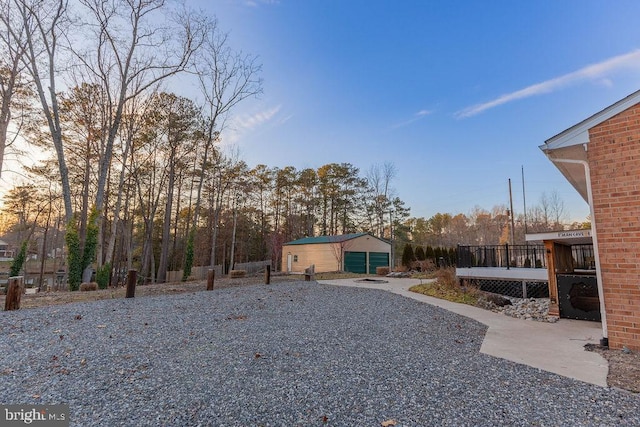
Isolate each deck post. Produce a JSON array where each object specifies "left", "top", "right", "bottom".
[{"left": 505, "top": 243, "right": 510, "bottom": 270}]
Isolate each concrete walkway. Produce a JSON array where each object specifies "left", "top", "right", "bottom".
[{"left": 318, "top": 277, "right": 608, "bottom": 387}]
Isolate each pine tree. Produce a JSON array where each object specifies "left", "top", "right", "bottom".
[{"left": 402, "top": 244, "right": 415, "bottom": 268}]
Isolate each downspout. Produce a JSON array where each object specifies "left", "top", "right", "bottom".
[{"left": 547, "top": 156, "right": 608, "bottom": 344}]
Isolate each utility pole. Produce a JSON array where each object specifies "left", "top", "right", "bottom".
[
  {"left": 229, "top": 195, "right": 239, "bottom": 272},
  {"left": 508, "top": 179, "right": 515, "bottom": 245},
  {"left": 521, "top": 166, "right": 528, "bottom": 235},
  {"left": 389, "top": 209, "right": 394, "bottom": 270}
]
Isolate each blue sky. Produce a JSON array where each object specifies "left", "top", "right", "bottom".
[
  {"left": 8, "top": 0, "right": 640, "bottom": 223},
  {"left": 191, "top": 0, "right": 640, "bottom": 223}
]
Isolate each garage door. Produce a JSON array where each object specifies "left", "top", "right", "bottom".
[
  {"left": 344, "top": 251, "right": 366, "bottom": 273},
  {"left": 368, "top": 252, "right": 390, "bottom": 274}
]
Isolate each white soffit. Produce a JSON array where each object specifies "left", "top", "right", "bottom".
[{"left": 544, "top": 144, "right": 589, "bottom": 202}]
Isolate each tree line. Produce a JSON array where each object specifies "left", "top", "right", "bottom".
[
  {"left": 404, "top": 190, "right": 589, "bottom": 249},
  {"left": 1, "top": 156, "right": 409, "bottom": 286}
]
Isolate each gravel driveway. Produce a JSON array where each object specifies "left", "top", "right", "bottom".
[{"left": 1, "top": 282, "right": 638, "bottom": 426}]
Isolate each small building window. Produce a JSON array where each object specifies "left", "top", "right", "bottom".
[{"left": 293, "top": 255, "right": 298, "bottom": 262}]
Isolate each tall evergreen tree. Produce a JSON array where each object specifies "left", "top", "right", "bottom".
[{"left": 402, "top": 244, "right": 415, "bottom": 268}]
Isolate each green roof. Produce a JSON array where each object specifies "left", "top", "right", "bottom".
[{"left": 284, "top": 233, "right": 369, "bottom": 246}]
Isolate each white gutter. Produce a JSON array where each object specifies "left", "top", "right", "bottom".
[{"left": 547, "top": 157, "right": 607, "bottom": 341}]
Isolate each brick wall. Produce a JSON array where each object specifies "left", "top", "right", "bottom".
[{"left": 588, "top": 104, "right": 640, "bottom": 350}]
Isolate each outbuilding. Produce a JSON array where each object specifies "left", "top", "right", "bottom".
[
  {"left": 540, "top": 89, "right": 640, "bottom": 350},
  {"left": 281, "top": 233, "right": 391, "bottom": 274}
]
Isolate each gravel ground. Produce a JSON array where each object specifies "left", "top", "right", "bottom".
[{"left": 1, "top": 281, "right": 639, "bottom": 426}]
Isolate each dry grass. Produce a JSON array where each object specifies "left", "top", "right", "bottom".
[
  {"left": 375, "top": 266, "right": 390, "bottom": 276},
  {"left": 313, "top": 272, "right": 366, "bottom": 280},
  {"left": 0, "top": 273, "right": 307, "bottom": 310},
  {"left": 409, "top": 268, "right": 481, "bottom": 305},
  {"left": 409, "top": 270, "right": 440, "bottom": 280},
  {"left": 0, "top": 271, "right": 371, "bottom": 311}
]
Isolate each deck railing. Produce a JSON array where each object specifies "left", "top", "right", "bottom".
[
  {"left": 457, "top": 244, "right": 546, "bottom": 269},
  {"left": 457, "top": 243, "right": 595, "bottom": 270}
]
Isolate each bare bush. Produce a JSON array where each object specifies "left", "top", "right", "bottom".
[
  {"left": 376, "top": 266, "right": 390, "bottom": 276},
  {"left": 80, "top": 282, "right": 99, "bottom": 291}
]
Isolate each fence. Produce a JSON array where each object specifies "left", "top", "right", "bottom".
[
  {"left": 166, "top": 260, "right": 272, "bottom": 282},
  {"left": 571, "top": 244, "right": 595, "bottom": 270},
  {"left": 457, "top": 244, "right": 546, "bottom": 269},
  {"left": 461, "top": 277, "right": 549, "bottom": 299},
  {"left": 234, "top": 260, "right": 272, "bottom": 274}
]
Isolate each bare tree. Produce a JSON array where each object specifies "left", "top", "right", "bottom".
[
  {"left": 328, "top": 236, "right": 355, "bottom": 272},
  {"left": 73, "top": 0, "right": 207, "bottom": 278},
  {"left": 73, "top": 0, "right": 205, "bottom": 211},
  {"left": 14, "top": 0, "right": 208, "bottom": 285},
  {"left": 529, "top": 191, "right": 567, "bottom": 232},
  {"left": 539, "top": 192, "right": 551, "bottom": 229},
  {"left": 130, "top": 108, "right": 170, "bottom": 284},
  {"left": 0, "top": 0, "right": 30, "bottom": 179},
  {"left": 102, "top": 94, "right": 149, "bottom": 268},
  {"left": 547, "top": 190, "right": 567, "bottom": 227},
  {"left": 191, "top": 19, "right": 262, "bottom": 231},
  {"left": 16, "top": 0, "right": 73, "bottom": 221},
  {"left": 152, "top": 93, "right": 199, "bottom": 283},
  {"left": 248, "top": 164, "right": 275, "bottom": 258},
  {"left": 366, "top": 162, "right": 396, "bottom": 237},
  {"left": 207, "top": 153, "right": 248, "bottom": 269}
]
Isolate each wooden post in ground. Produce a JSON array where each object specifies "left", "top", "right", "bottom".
[
  {"left": 126, "top": 270, "right": 137, "bottom": 298},
  {"left": 207, "top": 269, "right": 215, "bottom": 291},
  {"left": 264, "top": 265, "right": 271, "bottom": 284},
  {"left": 4, "top": 276, "right": 24, "bottom": 311}
]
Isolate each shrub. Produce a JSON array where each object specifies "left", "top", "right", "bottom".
[
  {"left": 448, "top": 247, "right": 457, "bottom": 265},
  {"left": 415, "top": 246, "right": 426, "bottom": 261},
  {"left": 80, "top": 282, "right": 99, "bottom": 291},
  {"left": 418, "top": 259, "right": 437, "bottom": 273},
  {"left": 182, "top": 231, "right": 195, "bottom": 282},
  {"left": 376, "top": 266, "right": 390, "bottom": 276},
  {"left": 425, "top": 246, "right": 435, "bottom": 260},
  {"left": 435, "top": 267, "right": 457, "bottom": 288},
  {"left": 96, "top": 263, "right": 111, "bottom": 289},
  {"left": 409, "top": 267, "right": 480, "bottom": 305},
  {"left": 401, "top": 244, "right": 415, "bottom": 268},
  {"left": 229, "top": 270, "right": 246, "bottom": 278}
]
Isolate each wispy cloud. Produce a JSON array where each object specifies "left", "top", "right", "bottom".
[
  {"left": 245, "top": 0, "right": 279, "bottom": 7},
  {"left": 279, "top": 114, "right": 293, "bottom": 125},
  {"left": 236, "top": 105, "right": 282, "bottom": 130},
  {"left": 222, "top": 105, "right": 282, "bottom": 146},
  {"left": 455, "top": 49, "right": 640, "bottom": 118},
  {"left": 391, "top": 109, "right": 433, "bottom": 129}
]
